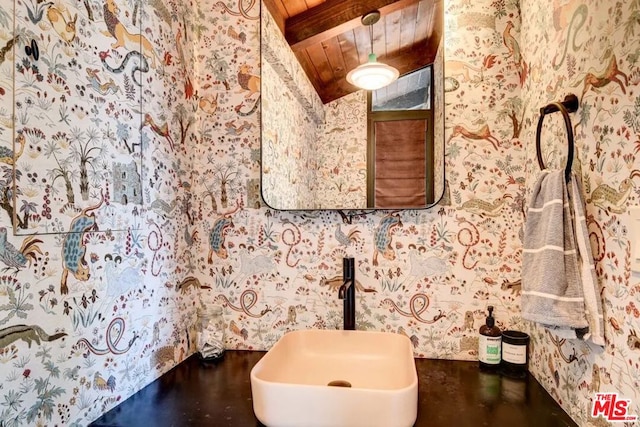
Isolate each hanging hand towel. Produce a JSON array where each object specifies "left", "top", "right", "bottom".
[
  {"left": 567, "top": 172, "right": 605, "bottom": 346},
  {"left": 521, "top": 170, "right": 604, "bottom": 346}
]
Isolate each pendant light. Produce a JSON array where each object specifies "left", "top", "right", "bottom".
[{"left": 346, "top": 11, "right": 399, "bottom": 91}]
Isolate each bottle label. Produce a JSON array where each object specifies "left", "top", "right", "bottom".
[
  {"left": 478, "top": 335, "right": 501, "bottom": 364},
  {"left": 502, "top": 342, "right": 527, "bottom": 364}
]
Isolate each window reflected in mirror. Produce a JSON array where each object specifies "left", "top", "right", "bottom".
[
  {"left": 368, "top": 66, "right": 434, "bottom": 208},
  {"left": 372, "top": 66, "right": 431, "bottom": 111}
]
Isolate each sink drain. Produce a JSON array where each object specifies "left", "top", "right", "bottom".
[{"left": 327, "top": 380, "right": 352, "bottom": 388}]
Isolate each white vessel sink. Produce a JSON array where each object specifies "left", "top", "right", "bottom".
[{"left": 250, "top": 329, "right": 418, "bottom": 427}]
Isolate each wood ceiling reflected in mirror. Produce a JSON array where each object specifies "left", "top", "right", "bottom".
[{"left": 262, "top": 0, "right": 442, "bottom": 104}]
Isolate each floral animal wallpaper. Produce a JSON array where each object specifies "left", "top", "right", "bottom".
[
  {"left": 315, "top": 90, "right": 368, "bottom": 209},
  {"left": 521, "top": 0, "right": 640, "bottom": 425},
  {"left": 261, "top": 58, "right": 320, "bottom": 209},
  {"left": 0, "top": 0, "right": 637, "bottom": 425},
  {"left": 261, "top": 7, "right": 322, "bottom": 210},
  {"left": 0, "top": 0, "right": 199, "bottom": 424},
  {"left": 12, "top": 0, "right": 142, "bottom": 237}
]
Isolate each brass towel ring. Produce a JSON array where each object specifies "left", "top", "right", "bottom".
[{"left": 535, "top": 94, "right": 579, "bottom": 182}]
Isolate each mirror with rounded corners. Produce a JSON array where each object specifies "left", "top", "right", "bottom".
[{"left": 261, "top": 0, "right": 444, "bottom": 210}]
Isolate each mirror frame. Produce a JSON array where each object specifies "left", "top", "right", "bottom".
[{"left": 259, "top": 0, "right": 445, "bottom": 211}]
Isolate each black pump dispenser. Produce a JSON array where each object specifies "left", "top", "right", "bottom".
[{"left": 486, "top": 306, "right": 495, "bottom": 328}]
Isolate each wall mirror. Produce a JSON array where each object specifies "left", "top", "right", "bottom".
[{"left": 261, "top": 0, "right": 444, "bottom": 210}]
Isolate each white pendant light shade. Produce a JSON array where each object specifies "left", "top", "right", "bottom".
[
  {"left": 346, "top": 53, "right": 399, "bottom": 90},
  {"left": 346, "top": 11, "right": 399, "bottom": 91}
]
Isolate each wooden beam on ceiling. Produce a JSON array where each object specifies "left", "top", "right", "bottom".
[{"left": 285, "top": 0, "right": 422, "bottom": 52}]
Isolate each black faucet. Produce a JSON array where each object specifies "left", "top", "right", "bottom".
[{"left": 338, "top": 257, "right": 356, "bottom": 330}]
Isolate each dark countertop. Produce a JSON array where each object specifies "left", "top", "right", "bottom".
[{"left": 91, "top": 351, "right": 577, "bottom": 427}]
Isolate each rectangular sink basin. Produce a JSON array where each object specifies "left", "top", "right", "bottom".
[{"left": 250, "top": 329, "right": 418, "bottom": 427}]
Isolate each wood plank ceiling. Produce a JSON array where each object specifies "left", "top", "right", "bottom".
[{"left": 263, "top": 0, "right": 443, "bottom": 104}]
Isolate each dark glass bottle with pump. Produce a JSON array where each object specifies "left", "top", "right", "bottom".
[{"left": 478, "top": 306, "right": 502, "bottom": 371}]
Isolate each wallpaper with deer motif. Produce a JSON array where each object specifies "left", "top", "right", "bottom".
[
  {"left": 520, "top": 0, "right": 640, "bottom": 425},
  {"left": 0, "top": 0, "right": 637, "bottom": 425}
]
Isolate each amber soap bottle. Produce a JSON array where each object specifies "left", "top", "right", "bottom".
[{"left": 478, "top": 305, "right": 502, "bottom": 370}]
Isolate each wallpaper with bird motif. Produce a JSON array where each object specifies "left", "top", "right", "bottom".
[
  {"left": 0, "top": 0, "right": 199, "bottom": 424},
  {"left": 0, "top": 0, "right": 638, "bottom": 425},
  {"left": 521, "top": 0, "right": 640, "bottom": 424}
]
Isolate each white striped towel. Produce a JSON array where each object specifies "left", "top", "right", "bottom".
[{"left": 521, "top": 170, "right": 605, "bottom": 346}]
